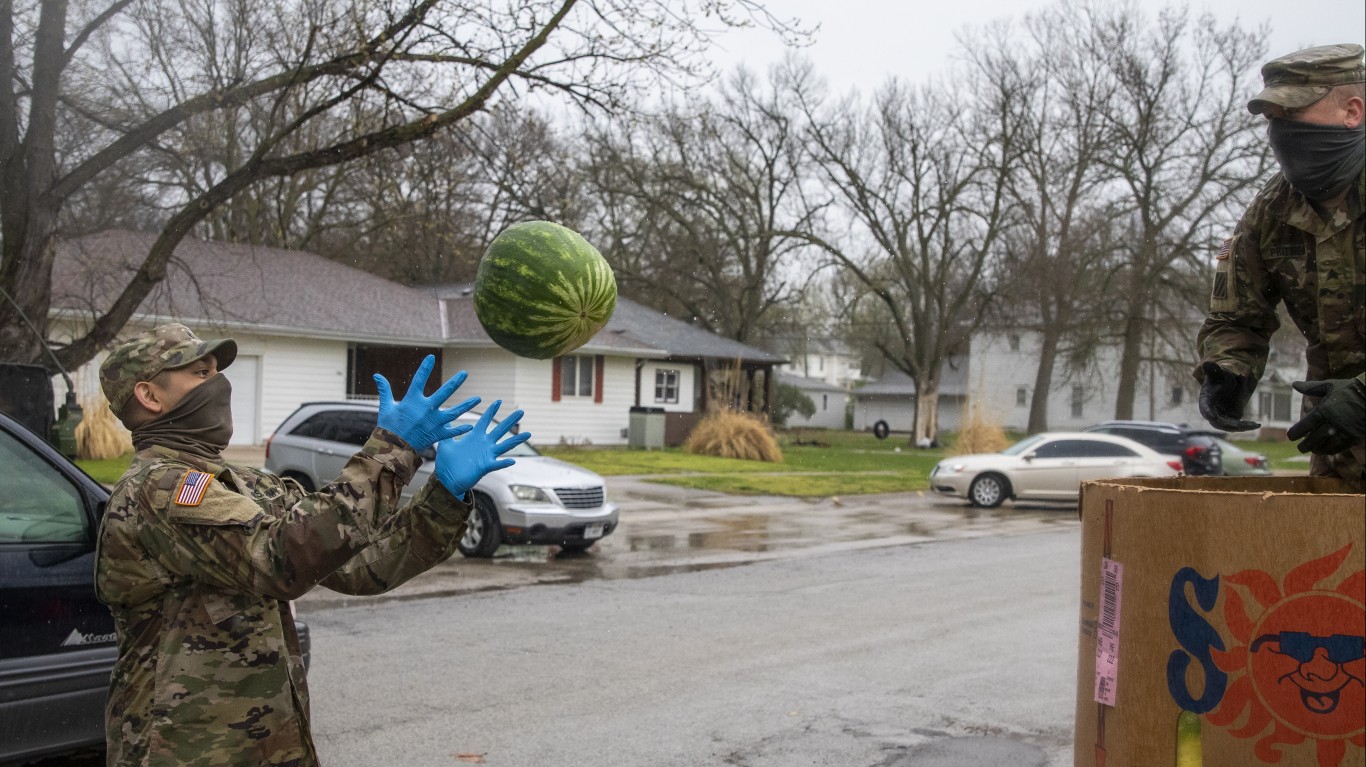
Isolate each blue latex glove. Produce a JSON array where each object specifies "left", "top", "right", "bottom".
[
  {"left": 373, "top": 355, "right": 479, "bottom": 451},
  {"left": 434, "top": 401, "right": 531, "bottom": 499}
]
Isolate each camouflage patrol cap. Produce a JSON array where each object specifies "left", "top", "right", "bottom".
[
  {"left": 1247, "top": 43, "right": 1366, "bottom": 115},
  {"left": 99, "top": 323, "right": 237, "bottom": 414}
]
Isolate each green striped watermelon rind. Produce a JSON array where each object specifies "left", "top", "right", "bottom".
[{"left": 474, "top": 221, "right": 618, "bottom": 359}]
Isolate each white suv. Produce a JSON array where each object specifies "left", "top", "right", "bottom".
[{"left": 264, "top": 402, "right": 618, "bottom": 557}]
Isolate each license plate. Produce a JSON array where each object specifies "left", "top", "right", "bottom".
[{"left": 583, "top": 523, "right": 604, "bottom": 540}]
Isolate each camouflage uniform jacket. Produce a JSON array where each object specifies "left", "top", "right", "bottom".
[
  {"left": 96, "top": 429, "right": 470, "bottom": 766},
  {"left": 1197, "top": 169, "right": 1365, "bottom": 477}
]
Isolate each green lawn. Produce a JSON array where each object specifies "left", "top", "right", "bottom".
[
  {"left": 540, "top": 429, "right": 1310, "bottom": 497},
  {"left": 75, "top": 429, "right": 1309, "bottom": 498},
  {"left": 77, "top": 454, "right": 135, "bottom": 485},
  {"left": 543, "top": 434, "right": 944, "bottom": 497}
]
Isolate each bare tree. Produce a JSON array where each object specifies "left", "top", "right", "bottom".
[
  {"left": 0, "top": 0, "right": 803, "bottom": 369},
  {"left": 794, "top": 73, "right": 1019, "bottom": 446},
  {"left": 298, "top": 106, "right": 585, "bottom": 285},
  {"left": 583, "top": 63, "right": 822, "bottom": 343},
  {"left": 963, "top": 7, "right": 1122, "bottom": 433},
  {"left": 1091, "top": 5, "right": 1271, "bottom": 419}
]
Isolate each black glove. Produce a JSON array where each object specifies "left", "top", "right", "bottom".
[
  {"left": 1287, "top": 378, "right": 1366, "bottom": 455},
  {"left": 1198, "top": 362, "right": 1260, "bottom": 431}
]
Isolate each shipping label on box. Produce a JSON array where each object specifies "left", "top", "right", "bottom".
[{"left": 1074, "top": 476, "right": 1365, "bottom": 767}]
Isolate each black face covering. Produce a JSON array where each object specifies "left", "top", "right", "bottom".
[
  {"left": 131, "top": 373, "right": 234, "bottom": 458},
  {"left": 1267, "top": 118, "right": 1366, "bottom": 201}
]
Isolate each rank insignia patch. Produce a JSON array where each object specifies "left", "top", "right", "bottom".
[
  {"left": 1212, "top": 272, "right": 1229, "bottom": 299},
  {"left": 175, "top": 471, "right": 213, "bottom": 506}
]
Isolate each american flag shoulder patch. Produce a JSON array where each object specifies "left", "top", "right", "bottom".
[
  {"left": 1216, "top": 238, "right": 1232, "bottom": 260},
  {"left": 175, "top": 471, "right": 213, "bottom": 507}
]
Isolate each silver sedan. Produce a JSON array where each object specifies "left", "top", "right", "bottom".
[{"left": 929, "top": 432, "right": 1181, "bottom": 507}]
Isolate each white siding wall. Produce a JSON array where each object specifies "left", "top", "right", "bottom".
[
  {"left": 786, "top": 389, "right": 848, "bottom": 429},
  {"left": 778, "top": 353, "right": 861, "bottom": 387},
  {"left": 969, "top": 331, "right": 1206, "bottom": 432},
  {"left": 252, "top": 334, "right": 347, "bottom": 442},
  {"left": 442, "top": 349, "right": 634, "bottom": 446},
  {"left": 853, "top": 396, "right": 915, "bottom": 433},
  {"left": 851, "top": 394, "right": 962, "bottom": 435},
  {"left": 443, "top": 348, "right": 520, "bottom": 408}
]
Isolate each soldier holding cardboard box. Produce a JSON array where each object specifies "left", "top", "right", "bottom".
[{"left": 1196, "top": 43, "right": 1365, "bottom": 489}]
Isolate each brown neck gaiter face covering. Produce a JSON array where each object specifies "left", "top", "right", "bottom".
[{"left": 132, "top": 373, "right": 234, "bottom": 459}]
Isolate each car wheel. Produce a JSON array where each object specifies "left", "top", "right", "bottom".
[
  {"left": 458, "top": 493, "right": 502, "bottom": 558},
  {"left": 282, "top": 471, "right": 315, "bottom": 492},
  {"left": 968, "top": 473, "right": 1008, "bottom": 508}
]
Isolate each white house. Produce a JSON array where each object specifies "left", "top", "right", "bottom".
[
  {"left": 771, "top": 335, "right": 863, "bottom": 387},
  {"left": 850, "top": 363, "right": 968, "bottom": 437},
  {"left": 858, "top": 328, "right": 1299, "bottom": 439},
  {"left": 964, "top": 330, "right": 1210, "bottom": 432},
  {"left": 49, "top": 231, "right": 784, "bottom": 447},
  {"left": 776, "top": 371, "right": 849, "bottom": 430}
]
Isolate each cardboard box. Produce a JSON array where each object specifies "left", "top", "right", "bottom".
[{"left": 1074, "top": 476, "right": 1365, "bottom": 767}]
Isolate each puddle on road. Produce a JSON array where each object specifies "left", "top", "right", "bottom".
[
  {"left": 300, "top": 501, "right": 1077, "bottom": 611},
  {"left": 474, "top": 503, "right": 1068, "bottom": 582}
]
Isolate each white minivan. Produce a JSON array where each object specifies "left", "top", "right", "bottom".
[{"left": 265, "top": 402, "right": 618, "bottom": 557}]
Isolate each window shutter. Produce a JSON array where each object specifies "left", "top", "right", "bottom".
[
  {"left": 551, "top": 357, "right": 562, "bottom": 402},
  {"left": 594, "top": 355, "right": 604, "bottom": 403}
]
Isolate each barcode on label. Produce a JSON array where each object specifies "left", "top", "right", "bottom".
[
  {"left": 1100, "top": 558, "right": 1122, "bottom": 634},
  {"left": 1094, "top": 557, "right": 1123, "bottom": 707}
]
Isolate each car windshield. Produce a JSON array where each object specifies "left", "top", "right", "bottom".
[{"left": 1001, "top": 434, "right": 1047, "bottom": 456}]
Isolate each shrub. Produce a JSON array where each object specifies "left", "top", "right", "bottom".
[
  {"left": 771, "top": 382, "right": 816, "bottom": 427},
  {"left": 77, "top": 395, "right": 132, "bottom": 460},
  {"left": 951, "top": 399, "right": 1009, "bottom": 455},
  {"left": 683, "top": 409, "right": 783, "bottom": 462}
]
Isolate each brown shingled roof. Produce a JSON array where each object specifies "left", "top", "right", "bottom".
[{"left": 53, "top": 231, "right": 445, "bottom": 343}]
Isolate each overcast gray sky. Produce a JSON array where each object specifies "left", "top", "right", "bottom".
[{"left": 712, "top": 0, "right": 1366, "bottom": 95}]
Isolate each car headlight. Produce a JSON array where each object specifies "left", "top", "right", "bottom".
[
  {"left": 509, "top": 485, "right": 553, "bottom": 503},
  {"left": 935, "top": 463, "right": 967, "bottom": 475}
]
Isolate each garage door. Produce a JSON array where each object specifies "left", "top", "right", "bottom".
[{"left": 222, "top": 355, "right": 260, "bottom": 445}]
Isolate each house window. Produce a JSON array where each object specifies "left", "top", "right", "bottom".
[
  {"left": 1259, "top": 391, "right": 1292, "bottom": 422},
  {"left": 654, "top": 369, "right": 680, "bottom": 404},
  {"left": 1016, "top": 387, "right": 1028, "bottom": 407},
  {"left": 561, "top": 355, "right": 594, "bottom": 397},
  {"left": 1071, "top": 385, "right": 1084, "bottom": 418},
  {"left": 1170, "top": 385, "right": 1184, "bottom": 406},
  {"left": 822, "top": 394, "right": 828, "bottom": 411},
  {"left": 1008, "top": 334, "right": 1021, "bottom": 352}
]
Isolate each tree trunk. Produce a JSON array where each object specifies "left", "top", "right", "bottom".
[
  {"left": 0, "top": 216, "right": 59, "bottom": 368},
  {"left": 1112, "top": 296, "right": 1147, "bottom": 420},
  {"left": 913, "top": 373, "right": 940, "bottom": 447},
  {"left": 1028, "top": 327, "right": 1062, "bottom": 433}
]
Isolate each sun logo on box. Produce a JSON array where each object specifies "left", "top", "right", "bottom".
[{"left": 1208, "top": 544, "right": 1365, "bottom": 766}]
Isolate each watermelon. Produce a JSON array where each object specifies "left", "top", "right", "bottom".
[{"left": 473, "top": 221, "right": 617, "bottom": 359}]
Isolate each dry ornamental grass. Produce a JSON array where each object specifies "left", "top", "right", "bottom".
[
  {"left": 76, "top": 395, "right": 132, "bottom": 460},
  {"left": 951, "top": 400, "right": 1010, "bottom": 456},
  {"left": 682, "top": 409, "right": 783, "bottom": 463}
]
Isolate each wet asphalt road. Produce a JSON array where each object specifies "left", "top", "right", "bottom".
[
  {"left": 297, "top": 479, "right": 1082, "bottom": 766},
  {"left": 295, "top": 476, "right": 1080, "bottom": 611}
]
